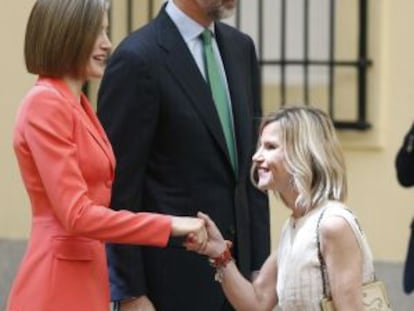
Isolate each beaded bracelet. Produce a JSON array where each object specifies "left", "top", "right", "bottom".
[{"left": 208, "top": 240, "right": 233, "bottom": 282}]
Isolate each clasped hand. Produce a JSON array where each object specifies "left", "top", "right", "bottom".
[{"left": 184, "top": 212, "right": 228, "bottom": 258}]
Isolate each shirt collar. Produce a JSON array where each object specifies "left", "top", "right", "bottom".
[{"left": 166, "top": 0, "right": 215, "bottom": 42}]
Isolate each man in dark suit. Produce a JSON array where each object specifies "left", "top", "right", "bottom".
[{"left": 97, "top": 0, "right": 270, "bottom": 310}]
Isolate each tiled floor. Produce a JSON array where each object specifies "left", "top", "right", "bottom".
[{"left": 1, "top": 239, "right": 413, "bottom": 310}]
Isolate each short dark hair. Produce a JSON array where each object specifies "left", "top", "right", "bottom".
[{"left": 25, "top": 0, "right": 108, "bottom": 78}]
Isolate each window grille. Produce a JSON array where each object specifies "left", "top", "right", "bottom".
[{"left": 107, "top": 0, "right": 372, "bottom": 130}]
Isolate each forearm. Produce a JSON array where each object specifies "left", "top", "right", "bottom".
[
  {"left": 219, "top": 262, "right": 269, "bottom": 311},
  {"left": 195, "top": 212, "right": 276, "bottom": 310}
]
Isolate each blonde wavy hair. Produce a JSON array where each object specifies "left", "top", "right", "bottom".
[{"left": 252, "top": 106, "right": 347, "bottom": 212}]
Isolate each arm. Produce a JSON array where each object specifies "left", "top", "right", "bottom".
[
  {"left": 24, "top": 87, "right": 206, "bottom": 242},
  {"left": 97, "top": 45, "right": 160, "bottom": 300},
  {"left": 396, "top": 122, "right": 414, "bottom": 187},
  {"left": 25, "top": 89, "right": 171, "bottom": 244},
  {"left": 320, "top": 216, "right": 364, "bottom": 311},
  {"left": 220, "top": 252, "right": 278, "bottom": 311},
  {"left": 191, "top": 212, "right": 277, "bottom": 311}
]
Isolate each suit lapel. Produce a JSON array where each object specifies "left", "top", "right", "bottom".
[
  {"left": 215, "top": 24, "right": 250, "bottom": 178},
  {"left": 156, "top": 10, "right": 233, "bottom": 171}
]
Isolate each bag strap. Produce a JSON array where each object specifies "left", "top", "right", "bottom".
[
  {"left": 316, "top": 208, "right": 329, "bottom": 298},
  {"left": 316, "top": 206, "right": 376, "bottom": 299}
]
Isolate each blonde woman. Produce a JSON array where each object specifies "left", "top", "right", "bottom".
[{"left": 189, "top": 106, "right": 375, "bottom": 310}]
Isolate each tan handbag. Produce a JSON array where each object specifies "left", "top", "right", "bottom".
[
  {"left": 316, "top": 209, "right": 392, "bottom": 311},
  {"left": 320, "top": 280, "right": 392, "bottom": 311}
]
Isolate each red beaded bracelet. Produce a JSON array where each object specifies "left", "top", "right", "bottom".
[
  {"left": 209, "top": 240, "right": 233, "bottom": 267},
  {"left": 209, "top": 241, "right": 233, "bottom": 282}
]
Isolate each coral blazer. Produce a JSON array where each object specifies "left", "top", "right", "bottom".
[{"left": 7, "top": 77, "right": 172, "bottom": 311}]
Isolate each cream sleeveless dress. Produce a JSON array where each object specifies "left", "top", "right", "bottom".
[{"left": 275, "top": 200, "right": 375, "bottom": 310}]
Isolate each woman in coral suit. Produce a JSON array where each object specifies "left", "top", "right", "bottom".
[{"left": 7, "top": 1, "right": 206, "bottom": 311}]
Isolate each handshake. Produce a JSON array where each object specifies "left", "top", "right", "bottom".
[
  {"left": 120, "top": 213, "right": 235, "bottom": 310},
  {"left": 171, "top": 212, "right": 230, "bottom": 260}
]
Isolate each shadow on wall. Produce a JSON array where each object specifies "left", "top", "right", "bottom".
[{"left": 1, "top": 239, "right": 414, "bottom": 310}]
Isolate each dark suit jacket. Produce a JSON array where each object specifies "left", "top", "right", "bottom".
[{"left": 97, "top": 7, "right": 270, "bottom": 311}]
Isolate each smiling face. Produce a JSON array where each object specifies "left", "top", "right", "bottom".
[
  {"left": 85, "top": 11, "right": 112, "bottom": 80},
  {"left": 252, "top": 107, "right": 348, "bottom": 213},
  {"left": 252, "top": 121, "right": 291, "bottom": 194}
]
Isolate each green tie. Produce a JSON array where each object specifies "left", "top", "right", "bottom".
[{"left": 201, "top": 29, "right": 237, "bottom": 172}]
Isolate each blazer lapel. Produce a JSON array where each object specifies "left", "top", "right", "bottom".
[
  {"left": 75, "top": 96, "right": 116, "bottom": 174},
  {"left": 156, "top": 10, "right": 232, "bottom": 169},
  {"left": 38, "top": 78, "right": 116, "bottom": 174}
]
